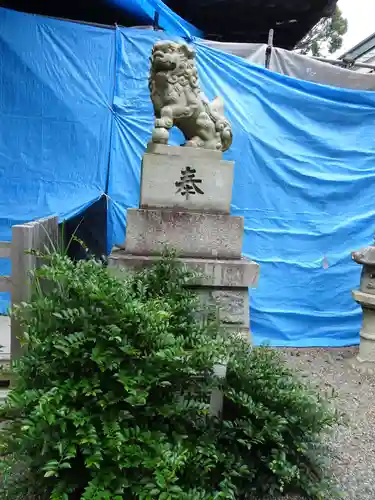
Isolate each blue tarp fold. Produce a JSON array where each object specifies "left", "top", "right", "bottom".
[
  {"left": 107, "top": 0, "right": 202, "bottom": 39},
  {"left": 0, "top": 9, "right": 115, "bottom": 312},
  {"left": 2, "top": 9, "right": 375, "bottom": 347}
]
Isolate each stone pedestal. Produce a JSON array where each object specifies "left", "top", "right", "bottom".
[
  {"left": 110, "top": 253, "right": 259, "bottom": 340},
  {"left": 109, "top": 146, "right": 259, "bottom": 341},
  {"left": 122, "top": 209, "right": 244, "bottom": 259},
  {"left": 351, "top": 246, "right": 375, "bottom": 372},
  {"left": 141, "top": 144, "right": 234, "bottom": 213}
]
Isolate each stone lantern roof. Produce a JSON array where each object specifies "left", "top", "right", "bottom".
[{"left": 352, "top": 245, "right": 375, "bottom": 266}]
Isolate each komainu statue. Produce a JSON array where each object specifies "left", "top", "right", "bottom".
[{"left": 149, "top": 41, "right": 233, "bottom": 152}]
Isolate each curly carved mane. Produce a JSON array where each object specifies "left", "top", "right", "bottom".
[{"left": 149, "top": 42, "right": 202, "bottom": 107}]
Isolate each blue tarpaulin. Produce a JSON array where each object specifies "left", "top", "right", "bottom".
[
  {"left": 0, "top": 9, "right": 115, "bottom": 313},
  {"left": 1, "top": 8, "right": 375, "bottom": 346},
  {"left": 107, "top": 0, "right": 202, "bottom": 39}
]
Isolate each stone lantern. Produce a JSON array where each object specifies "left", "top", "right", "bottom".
[{"left": 352, "top": 244, "right": 375, "bottom": 372}]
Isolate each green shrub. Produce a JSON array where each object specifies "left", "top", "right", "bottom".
[
  {"left": 219, "top": 341, "right": 340, "bottom": 499},
  {"left": 0, "top": 254, "right": 339, "bottom": 499}
]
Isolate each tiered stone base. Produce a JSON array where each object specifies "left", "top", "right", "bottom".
[
  {"left": 121, "top": 209, "right": 244, "bottom": 259},
  {"left": 109, "top": 252, "right": 259, "bottom": 341},
  {"left": 109, "top": 145, "right": 259, "bottom": 340}
]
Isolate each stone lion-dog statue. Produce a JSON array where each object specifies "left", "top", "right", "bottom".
[{"left": 149, "top": 40, "right": 233, "bottom": 152}]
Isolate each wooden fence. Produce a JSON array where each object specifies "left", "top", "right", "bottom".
[{"left": 0, "top": 216, "right": 59, "bottom": 363}]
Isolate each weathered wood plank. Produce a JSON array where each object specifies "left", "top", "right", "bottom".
[
  {"left": 0, "top": 276, "right": 11, "bottom": 293},
  {"left": 11, "top": 223, "right": 34, "bottom": 362},
  {"left": 11, "top": 216, "right": 59, "bottom": 362},
  {"left": 0, "top": 242, "right": 11, "bottom": 259}
]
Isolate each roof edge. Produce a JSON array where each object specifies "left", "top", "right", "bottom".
[{"left": 339, "top": 32, "right": 375, "bottom": 61}]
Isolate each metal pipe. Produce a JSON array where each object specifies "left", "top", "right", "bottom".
[
  {"left": 265, "top": 28, "right": 274, "bottom": 69},
  {"left": 312, "top": 56, "right": 375, "bottom": 71},
  {"left": 153, "top": 11, "right": 160, "bottom": 30}
]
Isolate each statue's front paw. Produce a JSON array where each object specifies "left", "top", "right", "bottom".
[
  {"left": 158, "top": 117, "right": 173, "bottom": 129},
  {"left": 152, "top": 127, "right": 169, "bottom": 144},
  {"left": 155, "top": 117, "right": 173, "bottom": 129}
]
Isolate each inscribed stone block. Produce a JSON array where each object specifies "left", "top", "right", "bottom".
[
  {"left": 123, "top": 209, "right": 244, "bottom": 259},
  {"left": 140, "top": 151, "right": 234, "bottom": 213},
  {"left": 197, "top": 287, "right": 250, "bottom": 328}
]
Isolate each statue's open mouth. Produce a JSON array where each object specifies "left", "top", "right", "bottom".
[{"left": 153, "top": 52, "right": 176, "bottom": 72}]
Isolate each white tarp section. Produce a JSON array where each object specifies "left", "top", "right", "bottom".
[
  {"left": 202, "top": 40, "right": 267, "bottom": 66},
  {"left": 202, "top": 40, "right": 375, "bottom": 90}
]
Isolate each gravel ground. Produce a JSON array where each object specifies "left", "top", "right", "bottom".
[{"left": 277, "top": 347, "right": 375, "bottom": 500}]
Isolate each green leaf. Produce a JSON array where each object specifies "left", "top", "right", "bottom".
[
  {"left": 59, "top": 462, "right": 72, "bottom": 469},
  {"left": 0, "top": 252, "right": 338, "bottom": 500},
  {"left": 44, "top": 470, "right": 57, "bottom": 478}
]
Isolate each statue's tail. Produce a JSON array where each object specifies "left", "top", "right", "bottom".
[
  {"left": 211, "top": 96, "right": 225, "bottom": 115},
  {"left": 208, "top": 96, "right": 233, "bottom": 152}
]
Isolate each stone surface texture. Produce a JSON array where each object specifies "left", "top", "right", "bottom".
[
  {"left": 359, "top": 265, "right": 375, "bottom": 294},
  {"left": 122, "top": 209, "right": 244, "bottom": 259},
  {"left": 146, "top": 143, "right": 223, "bottom": 160},
  {"left": 149, "top": 41, "right": 232, "bottom": 152},
  {"left": 199, "top": 288, "right": 249, "bottom": 326},
  {"left": 352, "top": 250, "right": 375, "bottom": 371},
  {"left": 109, "top": 253, "right": 259, "bottom": 289},
  {"left": 140, "top": 150, "right": 234, "bottom": 213},
  {"left": 352, "top": 292, "right": 375, "bottom": 365},
  {"left": 109, "top": 251, "right": 256, "bottom": 341},
  {"left": 353, "top": 290, "right": 375, "bottom": 308},
  {"left": 196, "top": 288, "right": 250, "bottom": 340}
]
